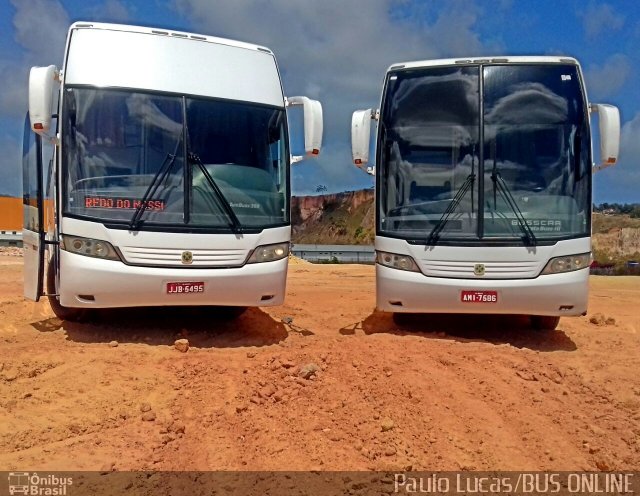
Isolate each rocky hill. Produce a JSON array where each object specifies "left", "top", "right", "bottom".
[
  {"left": 291, "top": 189, "right": 374, "bottom": 244},
  {"left": 291, "top": 191, "right": 640, "bottom": 265},
  {"left": 592, "top": 213, "right": 640, "bottom": 265}
]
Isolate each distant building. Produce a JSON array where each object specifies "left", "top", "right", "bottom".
[
  {"left": 0, "top": 197, "right": 22, "bottom": 231},
  {"left": 0, "top": 197, "right": 22, "bottom": 246}
]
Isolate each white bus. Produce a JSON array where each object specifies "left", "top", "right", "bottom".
[
  {"left": 351, "top": 56, "right": 620, "bottom": 330},
  {"left": 23, "top": 22, "right": 322, "bottom": 320}
]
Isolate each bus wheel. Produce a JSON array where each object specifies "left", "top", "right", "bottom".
[
  {"left": 392, "top": 313, "right": 416, "bottom": 327},
  {"left": 46, "top": 260, "right": 86, "bottom": 322},
  {"left": 530, "top": 315, "right": 560, "bottom": 331}
]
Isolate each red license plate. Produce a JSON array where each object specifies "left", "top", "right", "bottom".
[
  {"left": 461, "top": 290, "right": 498, "bottom": 303},
  {"left": 166, "top": 282, "right": 205, "bottom": 294}
]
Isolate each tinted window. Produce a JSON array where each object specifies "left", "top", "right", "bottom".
[
  {"left": 378, "top": 66, "right": 480, "bottom": 239},
  {"left": 377, "top": 63, "right": 591, "bottom": 243},
  {"left": 483, "top": 65, "right": 590, "bottom": 239},
  {"left": 62, "top": 88, "right": 289, "bottom": 229}
]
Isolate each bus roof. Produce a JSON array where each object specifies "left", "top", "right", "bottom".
[
  {"left": 64, "top": 22, "right": 283, "bottom": 106},
  {"left": 68, "top": 21, "right": 273, "bottom": 55},
  {"left": 386, "top": 55, "right": 579, "bottom": 73}
]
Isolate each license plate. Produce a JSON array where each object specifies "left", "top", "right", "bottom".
[
  {"left": 166, "top": 282, "right": 205, "bottom": 294},
  {"left": 461, "top": 290, "right": 498, "bottom": 303}
]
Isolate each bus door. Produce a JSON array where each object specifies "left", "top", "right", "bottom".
[{"left": 22, "top": 112, "right": 45, "bottom": 301}]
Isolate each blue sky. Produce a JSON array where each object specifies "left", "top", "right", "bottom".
[{"left": 1, "top": 0, "right": 639, "bottom": 203}]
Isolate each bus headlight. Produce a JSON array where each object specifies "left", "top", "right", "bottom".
[
  {"left": 61, "top": 235, "right": 120, "bottom": 261},
  {"left": 376, "top": 251, "right": 420, "bottom": 272},
  {"left": 541, "top": 253, "right": 590, "bottom": 275},
  {"left": 247, "top": 242, "right": 290, "bottom": 264}
]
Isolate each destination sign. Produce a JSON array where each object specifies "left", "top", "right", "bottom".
[{"left": 84, "top": 196, "right": 165, "bottom": 211}]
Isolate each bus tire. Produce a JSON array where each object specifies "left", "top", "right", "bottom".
[
  {"left": 46, "top": 259, "right": 86, "bottom": 322},
  {"left": 392, "top": 313, "right": 415, "bottom": 327},
  {"left": 530, "top": 315, "right": 560, "bottom": 331}
]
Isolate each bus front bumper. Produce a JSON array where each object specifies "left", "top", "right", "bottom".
[
  {"left": 376, "top": 264, "right": 589, "bottom": 316},
  {"left": 59, "top": 251, "right": 288, "bottom": 308}
]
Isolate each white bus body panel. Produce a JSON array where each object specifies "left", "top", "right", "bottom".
[
  {"left": 59, "top": 219, "right": 289, "bottom": 308},
  {"left": 375, "top": 236, "right": 590, "bottom": 315},
  {"left": 59, "top": 252, "right": 288, "bottom": 308},
  {"left": 64, "top": 26, "right": 284, "bottom": 106},
  {"left": 23, "top": 230, "right": 42, "bottom": 301}
]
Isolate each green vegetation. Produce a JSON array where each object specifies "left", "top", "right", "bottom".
[
  {"left": 316, "top": 256, "right": 341, "bottom": 264},
  {"left": 592, "top": 212, "right": 640, "bottom": 234},
  {"left": 592, "top": 212, "right": 640, "bottom": 274},
  {"left": 593, "top": 203, "right": 640, "bottom": 215}
]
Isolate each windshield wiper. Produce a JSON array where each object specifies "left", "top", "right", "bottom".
[
  {"left": 425, "top": 173, "right": 475, "bottom": 245},
  {"left": 188, "top": 153, "right": 243, "bottom": 234},
  {"left": 129, "top": 151, "right": 179, "bottom": 229},
  {"left": 489, "top": 139, "right": 536, "bottom": 246},
  {"left": 490, "top": 170, "right": 537, "bottom": 246}
]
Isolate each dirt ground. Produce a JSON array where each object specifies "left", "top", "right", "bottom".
[{"left": 1, "top": 252, "right": 639, "bottom": 473}]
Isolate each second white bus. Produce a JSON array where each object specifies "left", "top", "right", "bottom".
[{"left": 351, "top": 56, "right": 619, "bottom": 330}]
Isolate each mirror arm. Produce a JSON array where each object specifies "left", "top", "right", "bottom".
[
  {"left": 46, "top": 133, "right": 60, "bottom": 147},
  {"left": 592, "top": 163, "right": 611, "bottom": 173}
]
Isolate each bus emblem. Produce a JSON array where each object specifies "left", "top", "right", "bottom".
[
  {"left": 181, "top": 251, "right": 193, "bottom": 264},
  {"left": 474, "top": 264, "right": 485, "bottom": 276}
]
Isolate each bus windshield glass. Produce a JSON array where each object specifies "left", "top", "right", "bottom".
[
  {"left": 62, "top": 87, "right": 289, "bottom": 229},
  {"left": 378, "top": 63, "right": 590, "bottom": 243}
]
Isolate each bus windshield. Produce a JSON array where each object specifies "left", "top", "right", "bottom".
[
  {"left": 378, "top": 63, "right": 591, "bottom": 244},
  {"left": 62, "top": 87, "right": 289, "bottom": 230}
]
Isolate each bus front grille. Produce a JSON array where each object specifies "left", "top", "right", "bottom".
[
  {"left": 418, "top": 260, "right": 542, "bottom": 279},
  {"left": 118, "top": 246, "right": 249, "bottom": 267}
]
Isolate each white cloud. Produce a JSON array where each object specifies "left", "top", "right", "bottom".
[
  {"left": 1, "top": 0, "right": 70, "bottom": 119},
  {"left": 594, "top": 112, "right": 640, "bottom": 203},
  {"left": 585, "top": 54, "right": 631, "bottom": 99},
  {"left": 172, "top": 0, "right": 489, "bottom": 192},
  {"left": 0, "top": 1, "right": 70, "bottom": 196},
  {"left": 88, "top": 0, "right": 133, "bottom": 23},
  {"left": 581, "top": 2, "right": 624, "bottom": 39},
  {"left": 0, "top": 61, "right": 28, "bottom": 118},
  {"left": 10, "top": 0, "right": 70, "bottom": 63},
  {"left": 0, "top": 133, "right": 22, "bottom": 196},
  {"left": 620, "top": 112, "right": 640, "bottom": 176}
]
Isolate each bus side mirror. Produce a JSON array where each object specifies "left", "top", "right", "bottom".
[
  {"left": 287, "top": 96, "right": 323, "bottom": 163},
  {"left": 351, "top": 109, "right": 377, "bottom": 173},
  {"left": 591, "top": 103, "right": 620, "bottom": 172},
  {"left": 29, "top": 65, "right": 60, "bottom": 145}
]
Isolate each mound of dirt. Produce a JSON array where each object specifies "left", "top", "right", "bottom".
[
  {"left": 288, "top": 254, "right": 310, "bottom": 265},
  {"left": 0, "top": 260, "right": 639, "bottom": 473}
]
